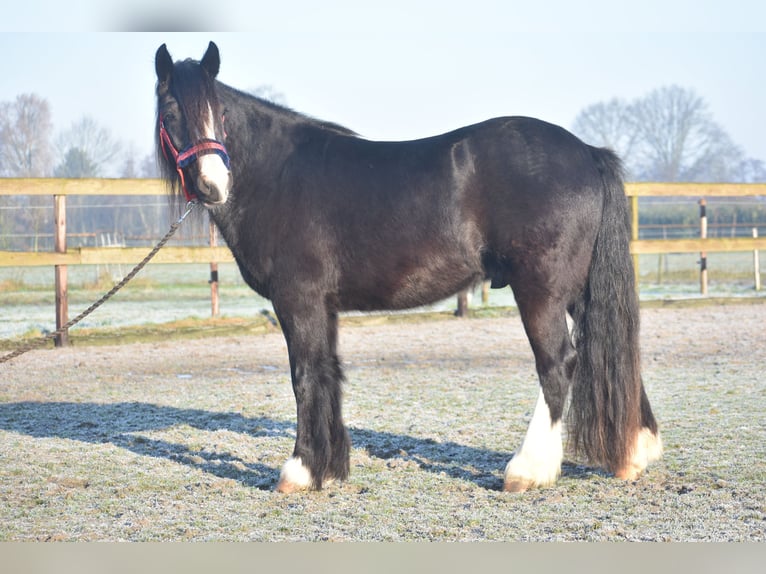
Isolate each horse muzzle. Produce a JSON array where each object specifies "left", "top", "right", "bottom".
[{"left": 195, "top": 153, "right": 232, "bottom": 205}]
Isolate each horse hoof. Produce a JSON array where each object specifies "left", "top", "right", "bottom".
[
  {"left": 275, "top": 476, "right": 337, "bottom": 493},
  {"left": 276, "top": 457, "right": 313, "bottom": 493},
  {"left": 503, "top": 477, "right": 534, "bottom": 493},
  {"left": 614, "top": 466, "right": 641, "bottom": 481},
  {"left": 275, "top": 477, "right": 307, "bottom": 494}
]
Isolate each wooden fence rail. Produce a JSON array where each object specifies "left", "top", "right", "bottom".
[
  {"left": 624, "top": 183, "right": 766, "bottom": 288},
  {"left": 1, "top": 179, "right": 765, "bottom": 340}
]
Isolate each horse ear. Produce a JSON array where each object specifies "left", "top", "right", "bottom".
[
  {"left": 201, "top": 41, "right": 220, "bottom": 79},
  {"left": 155, "top": 44, "right": 173, "bottom": 84}
]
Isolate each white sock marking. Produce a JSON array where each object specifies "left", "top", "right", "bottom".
[
  {"left": 505, "top": 388, "right": 563, "bottom": 488},
  {"left": 628, "top": 427, "right": 664, "bottom": 476}
]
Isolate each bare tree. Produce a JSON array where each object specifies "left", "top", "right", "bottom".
[
  {"left": 683, "top": 123, "right": 745, "bottom": 182},
  {"left": 140, "top": 152, "right": 160, "bottom": 178},
  {"left": 0, "top": 93, "right": 54, "bottom": 177},
  {"left": 631, "top": 86, "right": 728, "bottom": 181},
  {"left": 573, "top": 85, "right": 756, "bottom": 182},
  {"left": 572, "top": 98, "right": 640, "bottom": 172},
  {"left": 733, "top": 158, "right": 766, "bottom": 183},
  {"left": 0, "top": 94, "right": 55, "bottom": 250},
  {"left": 54, "top": 116, "right": 122, "bottom": 177},
  {"left": 120, "top": 154, "right": 138, "bottom": 179}
]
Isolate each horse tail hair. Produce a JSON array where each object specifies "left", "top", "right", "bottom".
[{"left": 568, "top": 147, "right": 653, "bottom": 475}]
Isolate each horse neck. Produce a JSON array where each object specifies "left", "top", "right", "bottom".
[
  {"left": 208, "top": 87, "right": 299, "bottom": 240},
  {"left": 219, "top": 87, "right": 302, "bottom": 175},
  {"left": 219, "top": 82, "right": 355, "bottom": 158}
]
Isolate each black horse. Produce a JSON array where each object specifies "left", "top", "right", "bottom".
[{"left": 155, "top": 42, "right": 661, "bottom": 493}]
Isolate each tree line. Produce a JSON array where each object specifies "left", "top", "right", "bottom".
[
  {"left": 571, "top": 85, "right": 765, "bottom": 183},
  {"left": 0, "top": 94, "right": 156, "bottom": 179},
  {"left": 0, "top": 94, "right": 163, "bottom": 250},
  {"left": 572, "top": 85, "right": 766, "bottom": 237}
]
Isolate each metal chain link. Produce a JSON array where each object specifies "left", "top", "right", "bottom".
[{"left": 0, "top": 202, "right": 198, "bottom": 365}]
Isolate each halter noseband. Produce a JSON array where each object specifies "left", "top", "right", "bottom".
[{"left": 159, "top": 115, "right": 230, "bottom": 202}]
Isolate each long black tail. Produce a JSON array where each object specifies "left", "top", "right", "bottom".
[{"left": 568, "top": 148, "right": 657, "bottom": 474}]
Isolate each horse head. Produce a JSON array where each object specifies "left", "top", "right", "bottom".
[{"left": 155, "top": 41, "right": 232, "bottom": 206}]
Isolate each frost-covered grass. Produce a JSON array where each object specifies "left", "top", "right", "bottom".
[{"left": 1, "top": 304, "right": 764, "bottom": 541}]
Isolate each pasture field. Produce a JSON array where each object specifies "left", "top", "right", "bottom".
[
  {"left": 1, "top": 250, "right": 764, "bottom": 340},
  {"left": 0, "top": 301, "right": 764, "bottom": 541}
]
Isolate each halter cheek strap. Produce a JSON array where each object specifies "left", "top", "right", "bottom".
[{"left": 159, "top": 115, "right": 231, "bottom": 203}]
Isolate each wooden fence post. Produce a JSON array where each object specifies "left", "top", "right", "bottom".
[
  {"left": 699, "top": 198, "right": 708, "bottom": 296},
  {"left": 630, "top": 194, "right": 639, "bottom": 291},
  {"left": 54, "top": 194, "right": 69, "bottom": 347},
  {"left": 209, "top": 220, "right": 220, "bottom": 317},
  {"left": 456, "top": 289, "right": 468, "bottom": 317},
  {"left": 754, "top": 228, "right": 761, "bottom": 292},
  {"left": 657, "top": 225, "right": 668, "bottom": 285}
]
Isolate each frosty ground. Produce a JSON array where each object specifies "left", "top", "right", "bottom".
[{"left": 0, "top": 301, "right": 764, "bottom": 541}]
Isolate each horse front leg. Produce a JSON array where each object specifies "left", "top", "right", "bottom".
[{"left": 274, "top": 305, "right": 350, "bottom": 493}]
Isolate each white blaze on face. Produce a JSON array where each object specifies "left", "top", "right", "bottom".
[{"left": 197, "top": 104, "right": 231, "bottom": 203}]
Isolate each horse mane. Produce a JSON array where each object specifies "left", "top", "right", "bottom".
[
  {"left": 229, "top": 83, "right": 358, "bottom": 138},
  {"left": 156, "top": 60, "right": 358, "bottom": 218}
]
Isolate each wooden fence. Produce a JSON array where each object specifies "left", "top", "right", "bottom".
[
  {"left": 2, "top": 179, "right": 766, "bottom": 342},
  {"left": 0, "top": 179, "right": 232, "bottom": 346},
  {"left": 0, "top": 179, "right": 234, "bottom": 266}
]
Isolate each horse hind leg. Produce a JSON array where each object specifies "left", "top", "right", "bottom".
[{"left": 504, "top": 297, "right": 575, "bottom": 492}]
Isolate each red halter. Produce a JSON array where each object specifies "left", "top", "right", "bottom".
[{"left": 159, "top": 115, "right": 230, "bottom": 203}]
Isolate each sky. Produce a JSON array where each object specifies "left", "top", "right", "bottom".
[{"left": 2, "top": 1, "right": 765, "bottom": 175}]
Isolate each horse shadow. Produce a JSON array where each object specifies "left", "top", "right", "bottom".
[{"left": 0, "top": 401, "right": 598, "bottom": 491}]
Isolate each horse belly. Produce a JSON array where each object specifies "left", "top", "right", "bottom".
[{"left": 338, "top": 247, "right": 483, "bottom": 312}]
